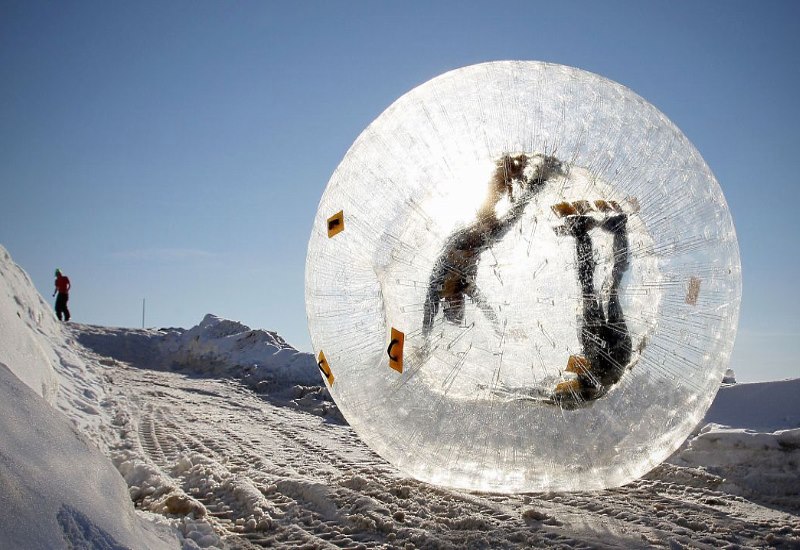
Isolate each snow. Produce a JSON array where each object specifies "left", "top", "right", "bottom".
[
  {"left": 0, "top": 247, "right": 177, "bottom": 549},
  {"left": 1, "top": 243, "right": 799, "bottom": 549},
  {"left": 669, "top": 379, "right": 800, "bottom": 511},
  {"left": 76, "top": 312, "right": 320, "bottom": 390},
  {"left": 0, "top": 245, "right": 60, "bottom": 401}
]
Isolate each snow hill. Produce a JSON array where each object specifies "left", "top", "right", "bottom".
[
  {"left": 0, "top": 245, "right": 329, "bottom": 549},
  {"left": 1, "top": 242, "right": 799, "bottom": 549},
  {"left": 0, "top": 245, "right": 179, "bottom": 549},
  {"left": 75, "top": 314, "right": 320, "bottom": 391},
  {"left": 73, "top": 313, "right": 342, "bottom": 422},
  {"left": 0, "top": 246, "right": 60, "bottom": 401}
]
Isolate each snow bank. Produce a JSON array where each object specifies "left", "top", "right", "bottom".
[
  {"left": 671, "top": 378, "right": 800, "bottom": 507},
  {"left": 0, "top": 245, "right": 181, "bottom": 549},
  {"left": 77, "top": 314, "right": 320, "bottom": 390},
  {"left": 163, "top": 314, "right": 319, "bottom": 389},
  {"left": 0, "top": 363, "right": 177, "bottom": 549},
  {"left": 75, "top": 313, "right": 342, "bottom": 422},
  {"left": 0, "top": 245, "right": 60, "bottom": 401}
]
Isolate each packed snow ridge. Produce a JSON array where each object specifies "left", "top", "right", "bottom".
[
  {"left": 0, "top": 245, "right": 179, "bottom": 549},
  {"left": 1, "top": 242, "right": 799, "bottom": 549},
  {"left": 76, "top": 313, "right": 323, "bottom": 392},
  {"left": 75, "top": 312, "right": 344, "bottom": 422}
]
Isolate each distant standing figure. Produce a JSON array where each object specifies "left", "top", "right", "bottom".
[{"left": 53, "top": 268, "right": 71, "bottom": 322}]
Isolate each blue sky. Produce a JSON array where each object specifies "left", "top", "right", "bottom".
[{"left": 1, "top": 1, "right": 798, "bottom": 382}]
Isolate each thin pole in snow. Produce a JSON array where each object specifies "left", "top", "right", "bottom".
[{"left": 142, "top": 298, "right": 145, "bottom": 329}]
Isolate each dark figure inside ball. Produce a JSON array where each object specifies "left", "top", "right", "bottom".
[{"left": 421, "top": 154, "right": 633, "bottom": 408}]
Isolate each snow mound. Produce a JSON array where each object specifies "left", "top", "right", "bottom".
[
  {"left": 670, "top": 378, "right": 800, "bottom": 510},
  {"left": 0, "top": 244, "right": 60, "bottom": 401},
  {"left": 673, "top": 424, "right": 800, "bottom": 509},
  {"left": 0, "top": 363, "right": 177, "bottom": 549},
  {"left": 75, "top": 314, "right": 342, "bottom": 422},
  {"left": 0, "top": 245, "right": 184, "bottom": 549},
  {"left": 164, "top": 313, "right": 319, "bottom": 389},
  {"left": 77, "top": 314, "right": 320, "bottom": 390}
]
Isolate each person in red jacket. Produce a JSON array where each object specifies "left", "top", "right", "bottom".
[{"left": 53, "top": 268, "right": 71, "bottom": 322}]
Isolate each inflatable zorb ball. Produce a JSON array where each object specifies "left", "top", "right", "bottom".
[{"left": 305, "top": 61, "right": 741, "bottom": 493}]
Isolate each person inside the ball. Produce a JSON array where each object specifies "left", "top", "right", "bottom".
[
  {"left": 420, "top": 152, "right": 634, "bottom": 408},
  {"left": 551, "top": 199, "right": 633, "bottom": 408},
  {"left": 422, "top": 152, "right": 563, "bottom": 338}
]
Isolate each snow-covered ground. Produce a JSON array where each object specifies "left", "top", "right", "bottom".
[
  {"left": 0, "top": 245, "right": 179, "bottom": 549},
  {"left": 2, "top": 243, "right": 799, "bottom": 549}
]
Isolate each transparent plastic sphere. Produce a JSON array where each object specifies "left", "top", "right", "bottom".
[{"left": 305, "top": 61, "right": 741, "bottom": 493}]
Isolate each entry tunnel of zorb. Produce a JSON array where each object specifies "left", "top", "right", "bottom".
[{"left": 305, "top": 61, "right": 741, "bottom": 493}]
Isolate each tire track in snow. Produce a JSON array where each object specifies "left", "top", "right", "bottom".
[
  {"left": 112, "top": 366, "right": 799, "bottom": 549},
  {"left": 125, "top": 369, "right": 390, "bottom": 547}
]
